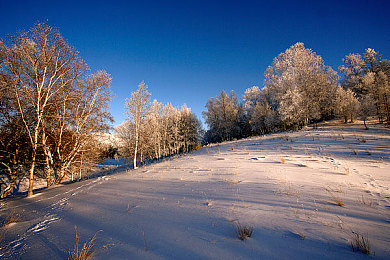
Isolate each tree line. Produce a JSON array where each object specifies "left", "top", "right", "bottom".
[
  {"left": 115, "top": 82, "right": 202, "bottom": 169},
  {"left": 1, "top": 24, "right": 388, "bottom": 198},
  {"left": 202, "top": 43, "right": 390, "bottom": 143},
  {"left": 0, "top": 23, "right": 202, "bottom": 198}
]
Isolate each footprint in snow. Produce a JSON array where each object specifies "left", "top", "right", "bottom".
[{"left": 250, "top": 156, "right": 266, "bottom": 160}]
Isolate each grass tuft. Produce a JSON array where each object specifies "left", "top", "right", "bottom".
[
  {"left": 234, "top": 222, "right": 254, "bottom": 241},
  {"left": 69, "top": 226, "right": 101, "bottom": 260},
  {"left": 298, "top": 232, "right": 306, "bottom": 240},
  {"left": 351, "top": 232, "right": 372, "bottom": 255},
  {"left": 335, "top": 199, "right": 345, "bottom": 207}
]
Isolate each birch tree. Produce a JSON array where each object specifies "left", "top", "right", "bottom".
[
  {"left": 125, "top": 81, "right": 151, "bottom": 169},
  {"left": 0, "top": 23, "right": 86, "bottom": 196},
  {"left": 0, "top": 23, "right": 112, "bottom": 197},
  {"left": 117, "top": 97, "right": 201, "bottom": 164}
]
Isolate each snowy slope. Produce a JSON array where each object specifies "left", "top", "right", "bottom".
[{"left": 0, "top": 121, "right": 389, "bottom": 259}]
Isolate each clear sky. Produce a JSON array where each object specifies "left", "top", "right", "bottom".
[{"left": 1, "top": 0, "right": 389, "bottom": 127}]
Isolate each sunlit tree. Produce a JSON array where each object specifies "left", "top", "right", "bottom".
[{"left": 125, "top": 81, "right": 151, "bottom": 169}]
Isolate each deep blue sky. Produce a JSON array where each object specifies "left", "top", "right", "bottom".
[{"left": 1, "top": 0, "right": 389, "bottom": 127}]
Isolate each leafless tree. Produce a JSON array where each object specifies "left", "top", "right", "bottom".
[
  {"left": 125, "top": 81, "right": 151, "bottom": 169},
  {"left": 0, "top": 23, "right": 112, "bottom": 197}
]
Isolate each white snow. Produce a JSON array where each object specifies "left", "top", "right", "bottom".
[{"left": 0, "top": 121, "right": 389, "bottom": 259}]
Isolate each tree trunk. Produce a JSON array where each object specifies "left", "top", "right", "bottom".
[
  {"left": 134, "top": 135, "right": 138, "bottom": 169},
  {"left": 364, "top": 119, "right": 369, "bottom": 130},
  {"left": 42, "top": 130, "right": 54, "bottom": 187},
  {"left": 2, "top": 175, "right": 17, "bottom": 198},
  {"left": 45, "top": 156, "right": 52, "bottom": 187},
  {"left": 56, "top": 167, "right": 66, "bottom": 185},
  {"left": 27, "top": 155, "right": 36, "bottom": 197},
  {"left": 79, "top": 153, "right": 83, "bottom": 180}
]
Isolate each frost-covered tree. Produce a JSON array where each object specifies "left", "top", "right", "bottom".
[
  {"left": 335, "top": 87, "right": 360, "bottom": 123},
  {"left": 279, "top": 87, "right": 305, "bottom": 129},
  {"left": 203, "top": 90, "right": 241, "bottom": 143},
  {"left": 118, "top": 90, "right": 201, "bottom": 165},
  {"left": 147, "top": 100, "right": 163, "bottom": 159},
  {"left": 125, "top": 81, "right": 151, "bottom": 169},
  {"left": 264, "top": 42, "right": 338, "bottom": 127},
  {"left": 359, "top": 94, "right": 376, "bottom": 129},
  {"left": 179, "top": 104, "right": 201, "bottom": 153},
  {"left": 242, "top": 86, "right": 261, "bottom": 117},
  {"left": 340, "top": 48, "right": 390, "bottom": 124},
  {"left": 242, "top": 85, "right": 280, "bottom": 134},
  {"left": 339, "top": 53, "right": 366, "bottom": 97}
]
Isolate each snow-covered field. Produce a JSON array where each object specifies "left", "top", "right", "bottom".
[{"left": 1, "top": 121, "right": 389, "bottom": 259}]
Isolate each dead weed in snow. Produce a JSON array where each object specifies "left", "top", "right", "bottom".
[{"left": 234, "top": 222, "right": 254, "bottom": 241}]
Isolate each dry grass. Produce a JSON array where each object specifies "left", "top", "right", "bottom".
[
  {"left": 351, "top": 232, "right": 372, "bottom": 255},
  {"left": 3, "top": 211, "right": 19, "bottom": 226},
  {"left": 359, "top": 195, "right": 375, "bottom": 207},
  {"left": 142, "top": 230, "right": 149, "bottom": 251},
  {"left": 326, "top": 188, "right": 345, "bottom": 207},
  {"left": 193, "top": 144, "right": 202, "bottom": 151},
  {"left": 69, "top": 226, "right": 101, "bottom": 260},
  {"left": 297, "top": 232, "right": 306, "bottom": 240},
  {"left": 234, "top": 222, "right": 254, "bottom": 240},
  {"left": 0, "top": 211, "right": 20, "bottom": 242},
  {"left": 334, "top": 199, "right": 345, "bottom": 207},
  {"left": 229, "top": 179, "right": 241, "bottom": 185},
  {"left": 277, "top": 183, "right": 300, "bottom": 197},
  {"left": 292, "top": 230, "right": 306, "bottom": 240}
]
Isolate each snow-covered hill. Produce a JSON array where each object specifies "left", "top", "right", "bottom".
[{"left": 1, "top": 121, "right": 389, "bottom": 259}]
